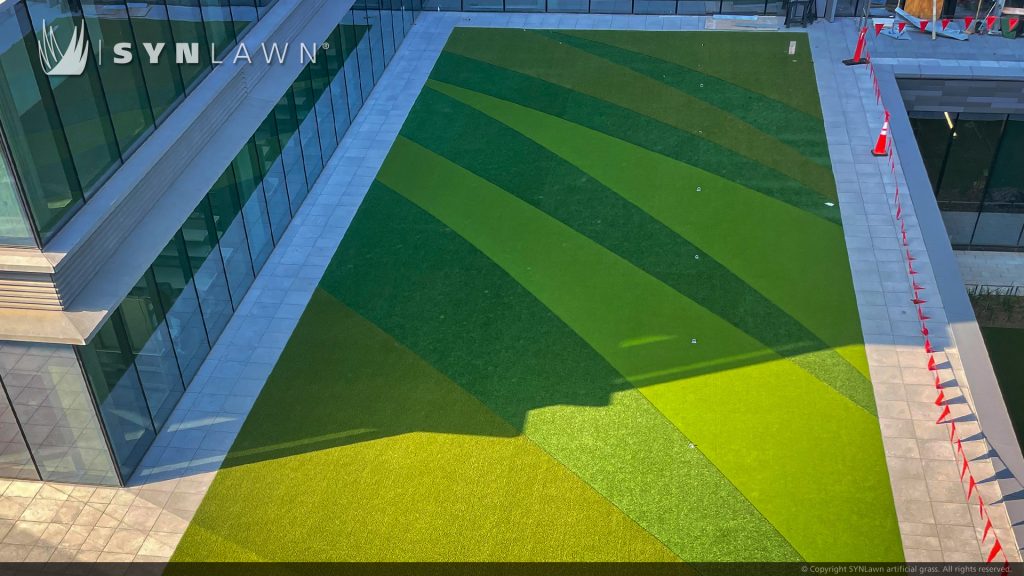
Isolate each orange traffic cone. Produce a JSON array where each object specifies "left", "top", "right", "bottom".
[
  {"left": 872, "top": 112, "right": 891, "bottom": 156},
  {"left": 843, "top": 26, "right": 870, "bottom": 66}
]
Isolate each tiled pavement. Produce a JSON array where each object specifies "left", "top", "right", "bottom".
[
  {"left": 956, "top": 250, "right": 1024, "bottom": 293},
  {"left": 811, "top": 19, "right": 1023, "bottom": 561},
  {"left": 0, "top": 12, "right": 1021, "bottom": 563}
]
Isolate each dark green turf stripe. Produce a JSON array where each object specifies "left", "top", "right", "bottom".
[
  {"left": 541, "top": 30, "right": 831, "bottom": 168},
  {"left": 441, "top": 28, "right": 837, "bottom": 201},
  {"left": 428, "top": 51, "right": 839, "bottom": 223},
  {"left": 321, "top": 183, "right": 803, "bottom": 561},
  {"left": 400, "top": 86, "right": 871, "bottom": 407}
]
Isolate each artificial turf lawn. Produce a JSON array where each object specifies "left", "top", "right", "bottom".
[{"left": 173, "top": 29, "right": 903, "bottom": 562}]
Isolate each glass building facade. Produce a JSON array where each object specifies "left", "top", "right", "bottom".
[
  {"left": 910, "top": 112, "right": 1024, "bottom": 251},
  {"left": 0, "top": 0, "right": 420, "bottom": 485},
  {"left": 0, "top": 0, "right": 284, "bottom": 247}
]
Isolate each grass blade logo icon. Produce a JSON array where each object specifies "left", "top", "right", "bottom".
[{"left": 38, "top": 19, "right": 90, "bottom": 77}]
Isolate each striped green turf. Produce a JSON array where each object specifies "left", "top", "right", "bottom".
[{"left": 173, "top": 28, "right": 903, "bottom": 562}]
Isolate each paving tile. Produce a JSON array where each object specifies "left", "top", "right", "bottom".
[{"left": 103, "top": 529, "right": 147, "bottom": 555}]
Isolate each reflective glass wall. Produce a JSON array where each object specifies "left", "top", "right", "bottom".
[
  {"left": 0, "top": 0, "right": 280, "bottom": 246},
  {"left": 67, "top": 0, "right": 418, "bottom": 483},
  {"left": 910, "top": 112, "right": 1024, "bottom": 251}
]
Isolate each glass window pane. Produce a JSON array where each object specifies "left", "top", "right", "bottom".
[
  {"left": 0, "top": 371, "right": 38, "bottom": 480},
  {"left": 375, "top": 0, "right": 396, "bottom": 65},
  {"left": 166, "top": 0, "right": 213, "bottom": 91},
  {"left": 400, "top": 0, "right": 415, "bottom": 36},
  {"left": 181, "top": 199, "right": 233, "bottom": 342},
  {"left": 275, "top": 91, "right": 309, "bottom": 209},
  {"left": 233, "top": 140, "right": 273, "bottom": 270},
  {"left": 120, "top": 271, "right": 184, "bottom": 430},
  {"left": 0, "top": 2, "right": 83, "bottom": 239},
  {"left": 80, "top": 0, "right": 156, "bottom": 156},
  {"left": 909, "top": 113, "right": 954, "bottom": 190},
  {"left": 364, "top": 4, "right": 385, "bottom": 82},
  {"left": 463, "top": 0, "right": 504, "bottom": 10},
  {"left": 152, "top": 232, "right": 210, "bottom": 383},
  {"left": 937, "top": 115, "right": 1003, "bottom": 214},
  {"left": 351, "top": 8, "right": 375, "bottom": 99},
  {"left": 208, "top": 167, "right": 255, "bottom": 302},
  {"left": 126, "top": 1, "right": 187, "bottom": 122},
  {"left": 0, "top": 149, "right": 34, "bottom": 246},
  {"left": 256, "top": 0, "right": 277, "bottom": 18},
  {"left": 24, "top": 0, "right": 123, "bottom": 196},
  {"left": 311, "top": 55, "right": 338, "bottom": 161},
  {"left": 325, "top": 27, "right": 352, "bottom": 140},
  {"left": 254, "top": 115, "right": 292, "bottom": 243},
  {"left": 78, "top": 315, "right": 156, "bottom": 479},
  {"left": 200, "top": 0, "right": 236, "bottom": 60},
  {"left": 2, "top": 342, "right": 118, "bottom": 484},
  {"left": 230, "top": 0, "right": 258, "bottom": 39},
  {"left": 341, "top": 11, "right": 365, "bottom": 116}
]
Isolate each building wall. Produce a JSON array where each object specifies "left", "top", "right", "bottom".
[{"left": 0, "top": 0, "right": 421, "bottom": 485}]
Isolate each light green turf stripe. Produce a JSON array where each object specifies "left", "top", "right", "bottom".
[
  {"left": 377, "top": 138, "right": 902, "bottom": 561},
  {"left": 429, "top": 80, "right": 869, "bottom": 382},
  {"left": 442, "top": 28, "right": 836, "bottom": 200}
]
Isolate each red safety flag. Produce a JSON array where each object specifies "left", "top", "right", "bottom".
[
  {"left": 923, "top": 325, "right": 931, "bottom": 338},
  {"left": 960, "top": 454, "right": 970, "bottom": 479},
  {"left": 987, "top": 15, "right": 997, "bottom": 29},
  {"left": 907, "top": 250, "right": 916, "bottom": 262},
  {"left": 928, "top": 355, "right": 938, "bottom": 371},
  {"left": 874, "top": 22, "right": 885, "bottom": 35},
  {"left": 898, "top": 22, "right": 907, "bottom": 33},
  {"left": 949, "top": 420, "right": 957, "bottom": 441},
  {"left": 956, "top": 437, "right": 963, "bottom": 455},
  {"left": 983, "top": 518, "right": 993, "bottom": 541},
  {"left": 918, "top": 306, "right": 930, "bottom": 321},
  {"left": 925, "top": 339, "right": 935, "bottom": 354},
  {"left": 902, "top": 230, "right": 908, "bottom": 246},
  {"left": 896, "top": 204, "right": 902, "bottom": 219},
  {"left": 934, "top": 389, "right": 944, "bottom": 405},
  {"left": 933, "top": 373, "right": 941, "bottom": 389},
  {"left": 965, "top": 16, "right": 974, "bottom": 29},
  {"left": 909, "top": 262, "right": 919, "bottom": 275},
  {"left": 913, "top": 297, "right": 927, "bottom": 305},
  {"left": 979, "top": 495, "right": 986, "bottom": 518},
  {"left": 967, "top": 474, "right": 977, "bottom": 499},
  {"left": 919, "top": 20, "right": 929, "bottom": 32},
  {"left": 987, "top": 538, "right": 1002, "bottom": 563},
  {"left": 913, "top": 281, "right": 925, "bottom": 291},
  {"left": 936, "top": 404, "right": 951, "bottom": 423}
]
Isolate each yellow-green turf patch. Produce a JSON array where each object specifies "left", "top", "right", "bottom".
[{"left": 172, "top": 290, "right": 681, "bottom": 561}]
